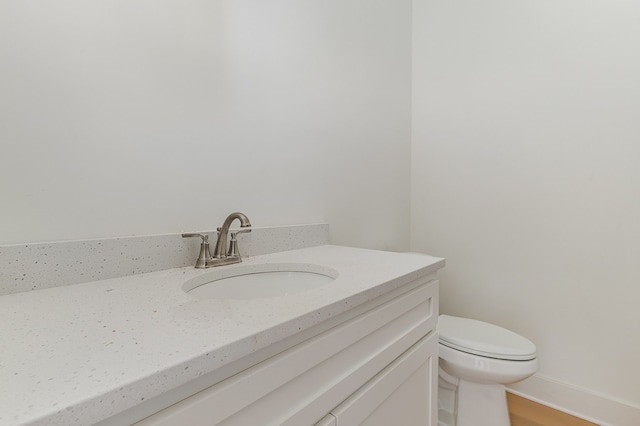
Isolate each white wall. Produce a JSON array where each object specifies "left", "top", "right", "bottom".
[
  {"left": 0, "top": 0, "right": 412, "bottom": 251},
  {"left": 412, "top": 0, "right": 640, "bottom": 419}
]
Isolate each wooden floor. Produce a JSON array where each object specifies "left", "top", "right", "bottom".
[{"left": 507, "top": 392, "right": 598, "bottom": 426}]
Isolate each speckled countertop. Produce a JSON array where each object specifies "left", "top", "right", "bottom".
[{"left": 0, "top": 245, "right": 444, "bottom": 425}]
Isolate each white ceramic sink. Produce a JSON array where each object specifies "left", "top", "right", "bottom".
[{"left": 183, "top": 263, "right": 338, "bottom": 299}]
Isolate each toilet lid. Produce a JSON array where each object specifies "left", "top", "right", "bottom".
[{"left": 438, "top": 315, "right": 537, "bottom": 361}]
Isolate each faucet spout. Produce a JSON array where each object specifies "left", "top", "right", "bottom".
[{"left": 213, "top": 212, "right": 252, "bottom": 259}]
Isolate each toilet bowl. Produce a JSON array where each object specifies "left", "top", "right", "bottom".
[{"left": 437, "top": 315, "right": 538, "bottom": 426}]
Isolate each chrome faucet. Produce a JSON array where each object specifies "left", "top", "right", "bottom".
[{"left": 182, "top": 212, "right": 252, "bottom": 268}]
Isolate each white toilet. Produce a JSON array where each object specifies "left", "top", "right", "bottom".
[{"left": 437, "top": 315, "right": 538, "bottom": 426}]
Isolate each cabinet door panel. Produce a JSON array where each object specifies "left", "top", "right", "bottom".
[
  {"left": 331, "top": 332, "right": 438, "bottom": 426},
  {"left": 315, "top": 414, "right": 337, "bottom": 426}
]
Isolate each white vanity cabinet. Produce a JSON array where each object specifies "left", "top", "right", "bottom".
[{"left": 135, "top": 275, "right": 439, "bottom": 426}]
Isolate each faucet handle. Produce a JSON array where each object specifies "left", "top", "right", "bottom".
[
  {"left": 231, "top": 227, "right": 252, "bottom": 235},
  {"left": 226, "top": 227, "right": 251, "bottom": 259},
  {"left": 181, "top": 233, "right": 213, "bottom": 268},
  {"left": 182, "top": 233, "right": 209, "bottom": 242},
  {"left": 216, "top": 226, "right": 251, "bottom": 234}
]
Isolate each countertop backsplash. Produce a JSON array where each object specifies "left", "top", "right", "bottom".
[{"left": 0, "top": 224, "right": 329, "bottom": 296}]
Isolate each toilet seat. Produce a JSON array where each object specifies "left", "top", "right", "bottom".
[{"left": 438, "top": 315, "right": 536, "bottom": 361}]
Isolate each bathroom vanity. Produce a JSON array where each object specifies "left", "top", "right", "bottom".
[{"left": 0, "top": 245, "right": 443, "bottom": 425}]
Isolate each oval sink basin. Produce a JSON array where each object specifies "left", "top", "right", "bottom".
[{"left": 183, "top": 263, "right": 338, "bottom": 300}]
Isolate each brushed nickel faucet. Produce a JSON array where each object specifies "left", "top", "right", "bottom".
[{"left": 182, "top": 212, "right": 252, "bottom": 268}]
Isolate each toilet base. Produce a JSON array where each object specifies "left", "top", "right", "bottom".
[
  {"left": 438, "top": 367, "right": 511, "bottom": 426},
  {"left": 457, "top": 380, "right": 510, "bottom": 426}
]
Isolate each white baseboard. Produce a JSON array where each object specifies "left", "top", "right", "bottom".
[{"left": 507, "top": 374, "right": 640, "bottom": 426}]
